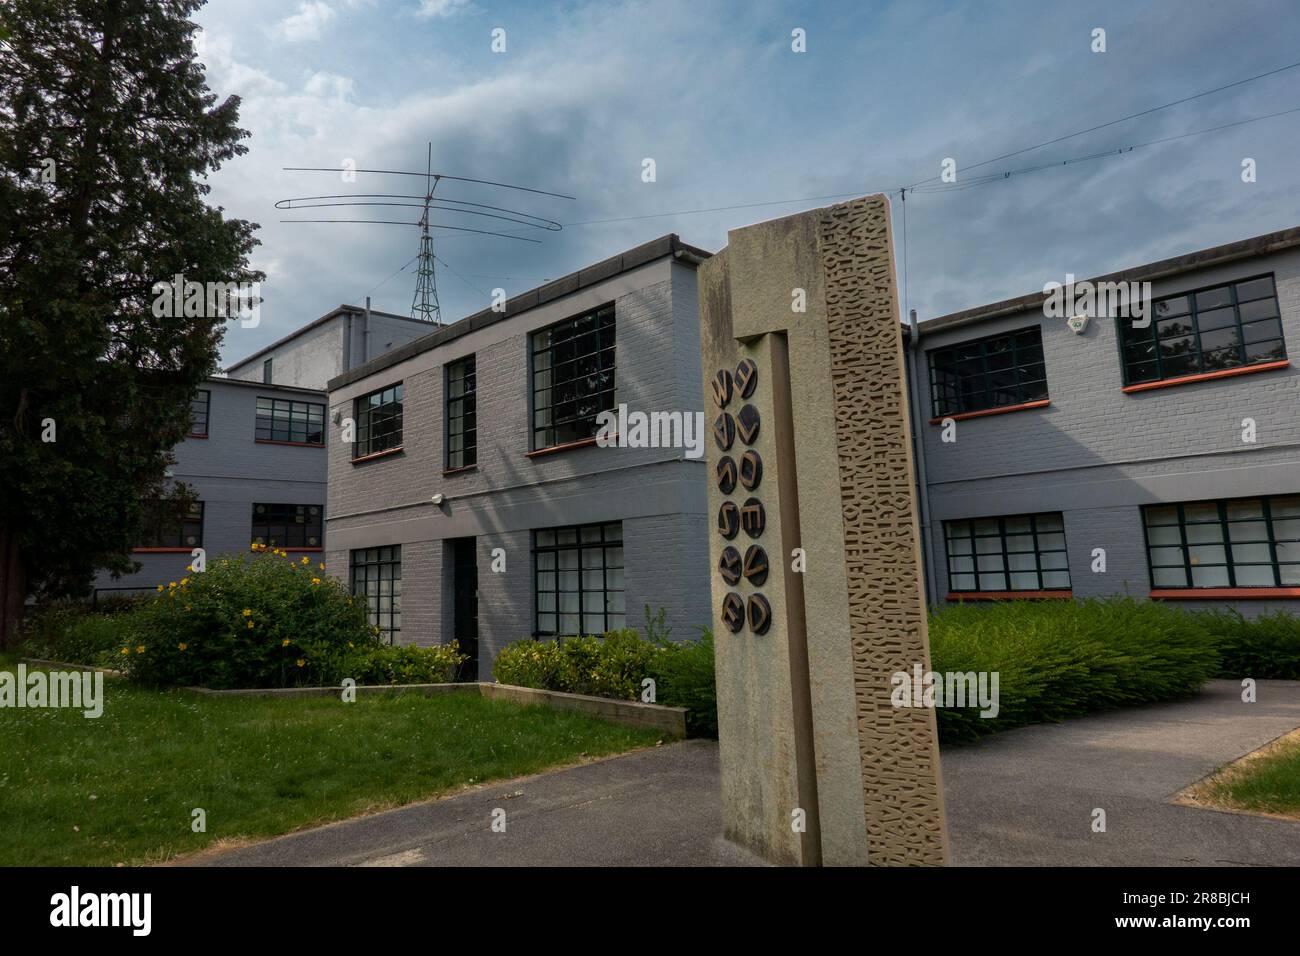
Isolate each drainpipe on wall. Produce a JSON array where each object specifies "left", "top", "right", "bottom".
[
  {"left": 362, "top": 296, "right": 371, "bottom": 365},
  {"left": 908, "top": 309, "right": 940, "bottom": 606}
]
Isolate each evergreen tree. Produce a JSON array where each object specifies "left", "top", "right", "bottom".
[{"left": 0, "top": 0, "right": 261, "bottom": 645}]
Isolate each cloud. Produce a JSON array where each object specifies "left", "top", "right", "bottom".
[
  {"left": 270, "top": 2, "right": 336, "bottom": 43},
  {"left": 415, "top": 0, "right": 472, "bottom": 18}
]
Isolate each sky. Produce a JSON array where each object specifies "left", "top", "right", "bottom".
[{"left": 192, "top": 0, "right": 1300, "bottom": 366}]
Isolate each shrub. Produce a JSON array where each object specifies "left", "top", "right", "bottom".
[
  {"left": 492, "top": 610, "right": 718, "bottom": 737},
  {"left": 929, "top": 598, "right": 1219, "bottom": 743},
  {"left": 116, "top": 546, "right": 465, "bottom": 689},
  {"left": 650, "top": 627, "right": 717, "bottom": 738},
  {"left": 1199, "top": 608, "right": 1300, "bottom": 680},
  {"left": 19, "top": 603, "right": 127, "bottom": 667}
]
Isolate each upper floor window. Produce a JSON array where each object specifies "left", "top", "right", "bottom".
[
  {"left": 256, "top": 397, "right": 325, "bottom": 445},
  {"left": 138, "top": 499, "right": 204, "bottom": 549},
  {"left": 927, "top": 326, "right": 1047, "bottom": 419},
  {"left": 354, "top": 382, "right": 403, "bottom": 458},
  {"left": 251, "top": 503, "right": 323, "bottom": 549},
  {"left": 262, "top": 358, "right": 273, "bottom": 384},
  {"left": 1143, "top": 496, "right": 1300, "bottom": 589},
  {"left": 531, "top": 304, "right": 615, "bottom": 449},
  {"left": 1119, "top": 275, "right": 1285, "bottom": 386},
  {"left": 189, "top": 389, "right": 210, "bottom": 437},
  {"left": 446, "top": 356, "right": 477, "bottom": 469},
  {"left": 943, "top": 512, "right": 1070, "bottom": 593}
]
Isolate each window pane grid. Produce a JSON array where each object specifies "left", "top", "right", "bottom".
[
  {"left": 1144, "top": 495, "right": 1300, "bottom": 589},
  {"left": 533, "top": 522, "right": 624, "bottom": 635},
  {"left": 251, "top": 503, "right": 323, "bottom": 548},
  {"left": 354, "top": 383, "right": 403, "bottom": 457},
  {"left": 927, "top": 326, "right": 1047, "bottom": 418},
  {"left": 138, "top": 500, "right": 204, "bottom": 548},
  {"left": 530, "top": 305, "right": 616, "bottom": 449},
  {"left": 446, "top": 356, "right": 476, "bottom": 469},
  {"left": 944, "top": 512, "right": 1070, "bottom": 592},
  {"left": 255, "top": 397, "right": 325, "bottom": 445},
  {"left": 1121, "top": 275, "right": 1285, "bottom": 385},
  {"left": 350, "top": 545, "right": 401, "bottom": 641}
]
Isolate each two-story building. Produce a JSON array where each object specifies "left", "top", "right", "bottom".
[
  {"left": 324, "top": 235, "right": 713, "bottom": 679},
  {"left": 93, "top": 377, "right": 331, "bottom": 597},
  {"left": 906, "top": 226, "right": 1300, "bottom": 615}
]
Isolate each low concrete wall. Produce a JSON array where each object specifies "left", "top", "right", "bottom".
[
  {"left": 187, "top": 680, "right": 687, "bottom": 736},
  {"left": 21, "top": 658, "right": 123, "bottom": 676},
  {"left": 482, "top": 683, "right": 687, "bottom": 737}
]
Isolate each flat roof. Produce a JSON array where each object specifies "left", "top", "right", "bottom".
[
  {"left": 224, "top": 304, "right": 432, "bottom": 373},
  {"left": 921, "top": 225, "right": 1300, "bottom": 337},
  {"left": 204, "top": 376, "right": 325, "bottom": 397},
  {"left": 327, "top": 234, "right": 712, "bottom": 393}
]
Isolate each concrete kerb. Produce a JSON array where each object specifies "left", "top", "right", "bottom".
[
  {"left": 15, "top": 657, "right": 688, "bottom": 736},
  {"left": 187, "top": 682, "right": 688, "bottom": 736}
]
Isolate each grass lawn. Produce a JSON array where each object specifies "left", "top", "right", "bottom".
[
  {"left": 0, "top": 657, "right": 666, "bottom": 866},
  {"left": 1178, "top": 727, "right": 1300, "bottom": 820}
]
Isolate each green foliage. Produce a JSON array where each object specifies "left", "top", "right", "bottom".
[
  {"left": 0, "top": 0, "right": 262, "bottom": 644},
  {"left": 649, "top": 627, "right": 718, "bottom": 738},
  {"left": 929, "top": 598, "right": 1220, "bottom": 743},
  {"left": 493, "top": 612, "right": 718, "bottom": 737},
  {"left": 1198, "top": 608, "right": 1300, "bottom": 680},
  {"left": 19, "top": 601, "right": 130, "bottom": 667}
]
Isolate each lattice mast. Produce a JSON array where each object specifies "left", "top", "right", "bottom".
[{"left": 411, "top": 144, "right": 441, "bottom": 322}]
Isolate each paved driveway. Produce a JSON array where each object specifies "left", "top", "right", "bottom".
[{"left": 189, "top": 679, "right": 1300, "bottom": 867}]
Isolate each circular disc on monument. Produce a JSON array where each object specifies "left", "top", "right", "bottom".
[
  {"left": 713, "top": 412, "right": 735, "bottom": 451},
  {"left": 741, "top": 497, "right": 765, "bottom": 538},
  {"left": 716, "top": 456, "right": 737, "bottom": 494},
  {"left": 746, "top": 594, "right": 771, "bottom": 635},
  {"left": 737, "top": 404, "right": 760, "bottom": 444},
  {"left": 719, "top": 546, "right": 742, "bottom": 586},
  {"left": 721, "top": 592, "right": 745, "bottom": 633},
  {"left": 718, "top": 501, "right": 740, "bottom": 539},
  {"left": 739, "top": 450, "right": 762, "bottom": 490},
  {"left": 735, "top": 358, "right": 758, "bottom": 398},
  {"left": 711, "top": 369, "right": 733, "bottom": 408}
]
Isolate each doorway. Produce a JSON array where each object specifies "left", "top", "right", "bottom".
[{"left": 451, "top": 537, "right": 479, "bottom": 681}]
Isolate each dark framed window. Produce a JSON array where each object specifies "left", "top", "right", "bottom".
[
  {"left": 138, "top": 499, "right": 204, "bottom": 549},
  {"left": 533, "top": 522, "right": 624, "bottom": 635},
  {"left": 189, "top": 389, "right": 210, "bottom": 437},
  {"left": 1143, "top": 496, "right": 1300, "bottom": 589},
  {"left": 354, "top": 382, "right": 403, "bottom": 458},
  {"left": 262, "top": 358, "right": 273, "bottom": 384},
  {"left": 351, "top": 545, "right": 401, "bottom": 641},
  {"left": 255, "top": 397, "right": 325, "bottom": 445},
  {"left": 446, "top": 356, "right": 476, "bottom": 469},
  {"left": 531, "top": 304, "right": 615, "bottom": 449},
  {"left": 1119, "top": 274, "right": 1285, "bottom": 386},
  {"left": 928, "top": 326, "right": 1047, "bottom": 418},
  {"left": 944, "top": 512, "right": 1070, "bottom": 592},
  {"left": 251, "top": 503, "right": 323, "bottom": 549}
]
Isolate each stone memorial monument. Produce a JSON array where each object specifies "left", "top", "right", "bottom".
[{"left": 698, "top": 194, "right": 948, "bottom": 866}]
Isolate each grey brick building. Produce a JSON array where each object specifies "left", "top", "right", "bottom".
[
  {"left": 905, "top": 226, "right": 1300, "bottom": 615},
  {"left": 325, "top": 236, "right": 713, "bottom": 679},
  {"left": 92, "top": 376, "right": 329, "bottom": 597}
]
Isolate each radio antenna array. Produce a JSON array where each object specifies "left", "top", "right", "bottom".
[{"left": 277, "top": 142, "right": 574, "bottom": 324}]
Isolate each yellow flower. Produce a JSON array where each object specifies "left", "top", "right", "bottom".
[
  {"left": 185, "top": 565, "right": 193, "bottom": 572},
  {"left": 246, "top": 620, "right": 255, "bottom": 629},
  {"left": 295, "top": 659, "right": 305, "bottom": 668},
  {"left": 311, "top": 577, "right": 321, "bottom": 585},
  {"left": 178, "top": 643, "right": 187, "bottom": 651},
  {"left": 120, "top": 647, "right": 130, "bottom": 655},
  {"left": 242, "top": 608, "right": 252, "bottom": 617},
  {"left": 168, "top": 581, "right": 177, "bottom": 589},
  {"left": 282, "top": 638, "right": 290, "bottom": 647},
  {"left": 156, "top": 585, "right": 164, "bottom": 592},
  {"left": 180, "top": 577, "right": 189, "bottom": 586},
  {"left": 136, "top": 645, "right": 145, "bottom": 654},
  {"left": 301, "top": 556, "right": 310, "bottom": 565},
  {"left": 347, "top": 642, "right": 354, "bottom": 648},
  {"left": 318, "top": 562, "right": 326, "bottom": 570},
  {"left": 184, "top": 604, "right": 192, "bottom": 611}
]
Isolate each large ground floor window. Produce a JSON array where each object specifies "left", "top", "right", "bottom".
[
  {"left": 943, "top": 512, "right": 1070, "bottom": 592},
  {"left": 533, "top": 522, "right": 624, "bottom": 635},
  {"left": 1143, "top": 495, "right": 1300, "bottom": 588},
  {"left": 351, "top": 545, "right": 401, "bottom": 641},
  {"left": 251, "top": 503, "right": 323, "bottom": 548}
]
